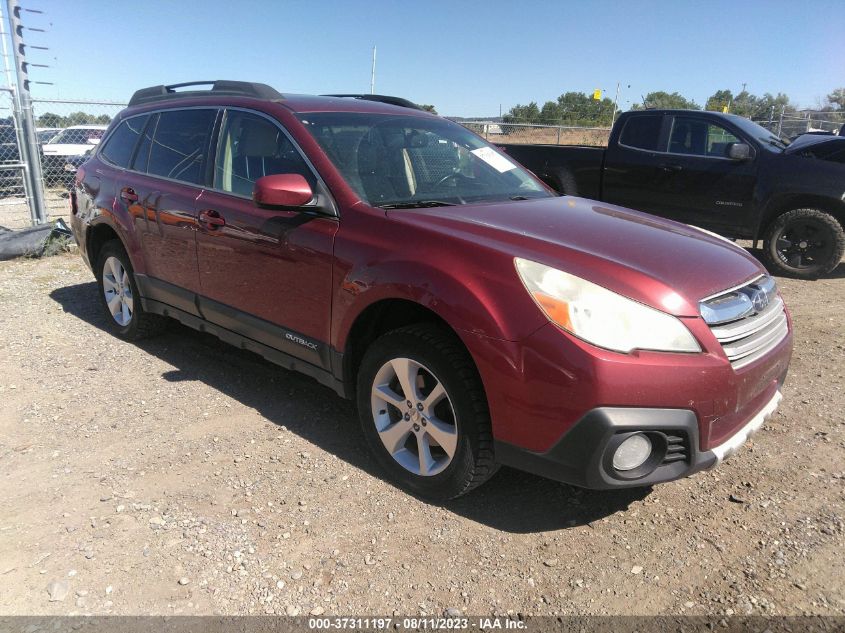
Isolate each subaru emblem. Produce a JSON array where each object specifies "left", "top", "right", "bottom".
[{"left": 749, "top": 288, "right": 769, "bottom": 313}]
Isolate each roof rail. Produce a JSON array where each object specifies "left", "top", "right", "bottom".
[
  {"left": 323, "top": 94, "right": 425, "bottom": 111},
  {"left": 128, "top": 80, "right": 284, "bottom": 107}
]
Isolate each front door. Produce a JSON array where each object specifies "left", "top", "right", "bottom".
[
  {"left": 195, "top": 109, "right": 338, "bottom": 369},
  {"left": 650, "top": 114, "right": 759, "bottom": 231}
]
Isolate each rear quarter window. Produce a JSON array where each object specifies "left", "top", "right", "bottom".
[
  {"left": 99, "top": 115, "right": 149, "bottom": 168},
  {"left": 146, "top": 109, "right": 217, "bottom": 185},
  {"left": 619, "top": 115, "right": 663, "bottom": 151}
]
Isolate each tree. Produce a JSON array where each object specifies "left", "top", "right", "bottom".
[
  {"left": 504, "top": 92, "right": 615, "bottom": 126},
  {"left": 633, "top": 91, "right": 700, "bottom": 110},
  {"left": 705, "top": 90, "right": 733, "bottom": 112},
  {"left": 826, "top": 88, "right": 845, "bottom": 110},
  {"left": 419, "top": 104, "right": 437, "bottom": 114},
  {"left": 37, "top": 112, "right": 63, "bottom": 127},
  {"left": 705, "top": 89, "right": 794, "bottom": 120},
  {"left": 503, "top": 101, "right": 541, "bottom": 124}
]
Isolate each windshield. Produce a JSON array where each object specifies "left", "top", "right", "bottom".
[
  {"left": 727, "top": 115, "right": 790, "bottom": 149},
  {"left": 297, "top": 112, "right": 551, "bottom": 207},
  {"left": 48, "top": 128, "right": 104, "bottom": 145}
]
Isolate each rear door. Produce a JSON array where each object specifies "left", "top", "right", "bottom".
[
  {"left": 195, "top": 109, "right": 338, "bottom": 368},
  {"left": 130, "top": 108, "right": 219, "bottom": 312}
]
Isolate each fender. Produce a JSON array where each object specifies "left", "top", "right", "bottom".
[
  {"left": 755, "top": 191, "right": 845, "bottom": 242},
  {"left": 332, "top": 255, "right": 547, "bottom": 355}
]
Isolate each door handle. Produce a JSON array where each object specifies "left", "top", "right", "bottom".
[
  {"left": 658, "top": 163, "right": 683, "bottom": 172},
  {"left": 198, "top": 209, "right": 226, "bottom": 229},
  {"left": 119, "top": 187, "right": 138, "bottom": 203}
]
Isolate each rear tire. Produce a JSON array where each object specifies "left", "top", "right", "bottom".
[
  {"left": 762, "top": 208, "right": 845, "bottom": 279},
  {"left": 95, "top": 240, "right": 167, "bottom": 340},
  {"left": 356, "top": 324, "right": 497, "bottom": 500}
]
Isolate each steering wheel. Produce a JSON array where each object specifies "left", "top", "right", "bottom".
[{"left": 432, "top": 170, "right": 472, "bottom": 188}]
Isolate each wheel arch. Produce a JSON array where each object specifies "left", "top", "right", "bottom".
[
  {"left": 86, "top": 221, "right": 128, "bottom": 271},
  {"left": 757, "top": 193, "right": 845, "bottom": 241},
  {"left": 341, "top": 298, "right": 464, "bottom": 397}
]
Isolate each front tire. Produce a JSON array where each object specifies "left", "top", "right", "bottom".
[
  {"left": 762, "top": 208, "right": 845, "bottom": 279},
  {"left": 356, "top": 324, "right": 497, "bottom": 500},
  {"left": 95, "top": 240, "right": 166, "bottom": 340}
]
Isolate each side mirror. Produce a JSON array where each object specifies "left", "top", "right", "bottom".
[
  {"left": 253, "top": 174, "right": 313, "bottom": 208},
  {"left": 728, "top": 143, "right": 752, "bottom": 161}
]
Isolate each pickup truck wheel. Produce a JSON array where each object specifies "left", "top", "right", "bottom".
[
  {"left": 356, "top": 324, "right": 497, "bottom": 500},
  {"left": 95, "top": 240, "right": 166, "bottom": 340},
  {"left": 763, "top": 209, "right": 845, "bottom": 279}
]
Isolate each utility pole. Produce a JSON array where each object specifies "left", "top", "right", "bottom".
[
  {"left": 370, "top": 45, "right": 376, "bottom": 95},
  {"left": 7, "top": 0, "right": 46, "bottom": 224},
  {"left": 611, "top": 82, "right": 620, "bottom": 126}
]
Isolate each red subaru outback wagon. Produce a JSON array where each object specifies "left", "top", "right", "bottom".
[{"left": 70, "top": 81, "right": 793, "bottom": 499}]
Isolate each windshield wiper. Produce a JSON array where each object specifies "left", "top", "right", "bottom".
[{"left": 378, "top": 200, "right": 458, "bottom": 209}]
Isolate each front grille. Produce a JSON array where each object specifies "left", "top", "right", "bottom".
[{"left": 700, "top": 275, "right": 789, "bottom": 370}]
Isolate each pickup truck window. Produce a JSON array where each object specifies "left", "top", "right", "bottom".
[
  {"left": 619, "top": 115, "right": 663, "bottom": 151},
  {"left": 668, "top": 116, "right": 740, "bottom": 158},
  {"left": 298, "top": 112, "right": 551, "bottom": 207}
]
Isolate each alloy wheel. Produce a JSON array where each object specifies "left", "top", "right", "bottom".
[
  {"left": 102, "top": 256, "right": 133, "bottom": 327},
  {"left": 775, "top": 220, "right": 834, "bottom": 270},
  {"left": 370, "top": 357, "right": 458, "bottom": 477}
]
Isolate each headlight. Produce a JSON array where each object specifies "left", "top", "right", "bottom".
[{"left": 514, "top": 258, "right": 701, "bottom": 353}]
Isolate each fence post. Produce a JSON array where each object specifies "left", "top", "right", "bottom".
[
  {"left": 6, "top": 0, "right": 47, "bottom": 225},
  {"left": 777, "top": 106, "right": 784, "bottom": 138},
  {"left": 557, "top": 126, "right": 561, "bottom": 144}
]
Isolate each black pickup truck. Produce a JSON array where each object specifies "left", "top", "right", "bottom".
[{"left": 500, "top": 110, "right": 845, "bottom": 279}]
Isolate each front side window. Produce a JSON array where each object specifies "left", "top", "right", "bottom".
[
  {"left": 99, "top": 115, "right": 149, "bottom": 168},
  {"left": 214, "top": 110, "right": 315, "bottom": 197},
  {"left": 298, "top": 112, "right": 550, "bottom": 207},
  {"left": 668, "top": 117, "right": 740, "bottom": 157},
  {"left": 619, "top": 115, "right": 663, "bottom": 151},
  {"left": 146, "top": 109, "right": 217, "bottom": 185}
]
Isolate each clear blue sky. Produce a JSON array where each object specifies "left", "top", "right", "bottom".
[{"left": 14, "top": 0, "right": 845, "bottom": 117}]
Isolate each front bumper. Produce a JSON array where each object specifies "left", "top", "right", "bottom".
[{"left": 494, "top": 388, "right": 783, "bottom": 490}]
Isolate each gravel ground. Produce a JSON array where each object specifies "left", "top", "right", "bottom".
[{"left": 0, "top": 248, "right": 842, "bottom": 617}]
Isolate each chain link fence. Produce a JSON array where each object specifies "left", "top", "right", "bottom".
[
  {"left": 0, "top": 98, "right": 125, "bottom": 229},
  {"left": 458, "top": 121, "right": 612, "bottom": 146},
  {"left": 753, "top": 109, "right": 843, "bottom": 139}
]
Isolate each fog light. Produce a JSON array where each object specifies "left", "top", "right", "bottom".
[{"left": 612, "top": 433, "right": 652, "bottom": 471}]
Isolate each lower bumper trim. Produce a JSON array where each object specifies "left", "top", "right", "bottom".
[
  {"left": 494, "top": 389, "right": 783, "bottom": 490},
  {"left": 708, "top": 390, "right": 782, "bottom": 464}
]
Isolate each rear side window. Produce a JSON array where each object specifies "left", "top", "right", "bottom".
[
  {"left": 146, "top": 109, "right": 217, "bottom": 184},
  {"left": 131, "top": 113, "right": 157, "bottom": 172},
  {"left": 99, "top": 115, "right": 149, "bottom": 168},
  {"left": 619, "top": 115, "right": 662, "bottom": 151}
]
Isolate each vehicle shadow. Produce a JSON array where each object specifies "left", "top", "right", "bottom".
[
  {"left": 49, "top": 281, "right": 650, "bottom": 534},
  {"left": 745, "top": 245, "right": 845, "bottom": 280}
]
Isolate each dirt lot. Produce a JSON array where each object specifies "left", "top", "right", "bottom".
[{"left": 0, "top": 248, "right": 842, "bottom": 617}]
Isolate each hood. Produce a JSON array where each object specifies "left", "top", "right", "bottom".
[
  {"left": 391, "top": 196, "right": 765, "bottom": 317},
  {"left": 784, "top": 135, "right": 845, "bottom": 154},
  {"left": 42, "top": 144, "right": 96, "bottom": 156}
]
